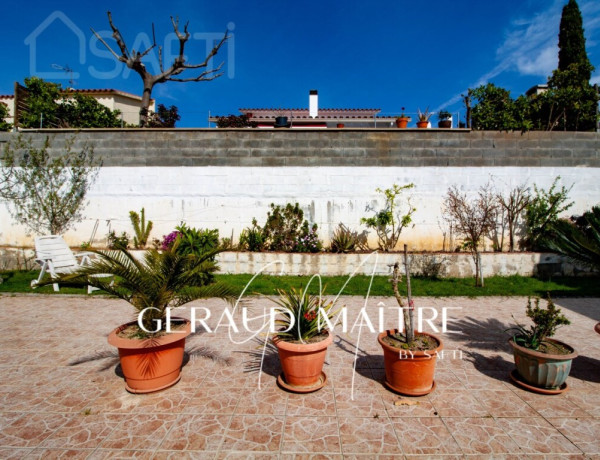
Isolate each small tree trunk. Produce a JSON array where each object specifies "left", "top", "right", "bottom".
[
  {"left": 140, "top": 81, "right": 154, "bottom": 127},
  {"left": 403, "top": 244, "right": 414, "bottom": 343},
  {"left": 476, "top": 251, "right": 484, "bottom": 287}
]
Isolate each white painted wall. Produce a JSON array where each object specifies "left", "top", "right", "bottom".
[{"left": 1, "top": 166, "right": 598, "bottom": 249}]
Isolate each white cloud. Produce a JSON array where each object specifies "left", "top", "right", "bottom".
[
  {"left": 437, "top": 0, "right": 600, "bottom": 111},
  {"left": 515, "top": 46, "right": 557, "bottom": 76},
  {"left": 495, "top": 0, "right": 563, "bottom": 77},
  {"left": 591, "top": 75, "right": 600, "bottom": 86}
]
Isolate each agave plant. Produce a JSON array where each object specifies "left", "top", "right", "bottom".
[
  {"left": 41, "top": 242, "right": 238, "bottom": 337},
  {"left": 271, "top": 287, "right": 340, "bottom": 342},
  {"left": 544, "top": 206, "right": 600, "bottom": 271}
]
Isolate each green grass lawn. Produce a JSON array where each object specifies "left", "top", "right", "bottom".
[{"left": 1, "top": 270, "right": 599, "bottom": 297}]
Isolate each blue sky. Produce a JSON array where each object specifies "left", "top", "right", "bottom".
[{"left": 1, "top": 0, "right": 599, "bottom": 127}]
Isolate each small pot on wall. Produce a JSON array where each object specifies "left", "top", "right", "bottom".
[
  {"left": 396, "top": 117, "right": 409, "bottom": 128},
  {"left": 438, "top": 120, "right": 452, "bottom": 128},
  {"left": 416, "top": 121, "right": 429, "bottom": 129}
]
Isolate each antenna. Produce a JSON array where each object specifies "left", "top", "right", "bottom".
[{"left": 51, "top": 64, "right": 76, "bottom": 88}]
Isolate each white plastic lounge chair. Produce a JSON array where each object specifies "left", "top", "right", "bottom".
[{"left": 30, "top": 235, "right": 94, "bottom": 292}]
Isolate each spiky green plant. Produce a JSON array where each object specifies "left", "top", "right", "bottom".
[
  {"left": 330, "top": 223, "right": 357, "bottom": 253},
  {"left": 129, "top": 208, "right": 153, "bottom": 249},
  {"left": 39, "top": 241, "right": 238, "bottom": 337},
  {"left": 271, "top": 287, "right": 340, "bottom": 342},
  {"left": 544, "top": 206, "right": 600, "bottom": 271}
]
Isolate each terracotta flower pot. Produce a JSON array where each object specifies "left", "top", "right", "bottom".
[
  {"left": 396, "top": 117, "right": 409, "bottom": 128},
  {"left": 377, "top": 330, "right": 443, "bottom": 396},
  {"left": 273, "top": 331, "right": 333, "bottom": 391},
  {"left": 509, "top": 338, "right": 577, "bottom": 390},
  {"left": 416, "top": 121, "right": 429, "bottom": 128},
  {"left": 107, "top": 317, "right": 191, "bottom": 393},
  {"left": 337, "top": 123, "right": 345, "bottom": 128}
]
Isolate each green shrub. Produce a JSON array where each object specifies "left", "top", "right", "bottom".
[
  {"left": 175, "top": 223, "right": 219, "bottom": 258},
  {"left": 508, "top": 296, "right": 570, "bottom": 350},
  {"left": 524, "top": 177, "right": 573, "bottom": 250},
  {"left": 107, "top": 231, "right": 130, "bottom": 250}
]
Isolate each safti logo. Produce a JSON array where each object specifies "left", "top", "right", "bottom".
[
  {"left": 25, "top": 11, "right": 236, "bottom": 80},
  {"left": 24, "top": 11, "right": 85, "bottom": 80}
]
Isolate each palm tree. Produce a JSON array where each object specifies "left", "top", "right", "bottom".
[
  {"left": 42, "top": 242, "right": 238, "bottom": 337},
  {"left": 544, "top": 206, "right": 600, "bottom": 271}
]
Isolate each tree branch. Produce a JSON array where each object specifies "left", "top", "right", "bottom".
[
  {"left": 90, "top": 27, "right": 124, "bottom": 62},
  {"left": 165, "top": 62, "right": 225, "bottom": 82},
  {"left": 106, "top": 11, "right": 131, "bottom": 59}
]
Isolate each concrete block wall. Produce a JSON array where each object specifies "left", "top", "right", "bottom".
[{"left": 0, "top": 129, "right": 599, "bottom": 249}]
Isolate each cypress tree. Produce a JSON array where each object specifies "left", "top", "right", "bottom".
[{"left": 557, "top": 0, "right": 592, "bottom": 83}]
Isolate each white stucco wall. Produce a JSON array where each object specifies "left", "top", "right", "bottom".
[{"left": 1, "top": 166, "right": 598, "bottom": 249}]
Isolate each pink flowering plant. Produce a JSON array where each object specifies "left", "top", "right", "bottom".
[
  {"left": 161, "top": 230, "right": 181, "bottom": 250},
  {"left": 295, "top": 226, "right": 322, "bottom": 253}
]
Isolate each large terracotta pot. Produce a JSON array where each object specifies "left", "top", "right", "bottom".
[
  {"left": 416, "top": 121, "right": 429, "bottom": 128},
  {"left": 396, "top": 117, "right": 409, "bottom": 128},
  {"left": 108, "top": 317, "right": 191, "bottom": 393},
  {"left": 378, "top": 330, "right": 443, "bottom": 396},
  {"left": 509, "top": 338, "right": 577, "bottom": 390},
  {"left": 273, "top": 331, "right": 333, "bottom": 390}
]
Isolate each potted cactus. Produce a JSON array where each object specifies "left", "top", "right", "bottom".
[
  {"left": 507, "top": 296, "right": 577, "bottom": 394},
  {"left": 416, "top": 107, "right": 432, "bottom": 128}
]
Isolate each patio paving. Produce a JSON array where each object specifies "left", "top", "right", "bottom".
[{"left": 0, "top": 293, "right": 599, "bottom": 459}]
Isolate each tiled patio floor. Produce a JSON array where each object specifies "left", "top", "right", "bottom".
[{"left": 0, "top": 294, "right": 599, "bottom": 459}]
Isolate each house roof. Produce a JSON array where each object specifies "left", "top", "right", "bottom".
[
  {"left": 239, "top": 108, "right": 383, "bottom": 119},
  {"left": 62, "top": 88, "right": 151, "bottom": 102},
  {"left": 0, "top": 95, "right": 15, "bottom": 99}
]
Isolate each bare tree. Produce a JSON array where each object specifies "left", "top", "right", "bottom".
[
  {"left": 92, "top": 12, "right": 229, "bottom": 127},
  {"left": 442, "top": 184, "right": 498, "bottom": 287},
  {"left": 496, "top": 184, "right": 531, "bottom": 252}
]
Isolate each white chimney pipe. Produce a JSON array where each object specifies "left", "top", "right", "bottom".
[{"left": 309, "top": 90, "right": 318, "bottom": 118}]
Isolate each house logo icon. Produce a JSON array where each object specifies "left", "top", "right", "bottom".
[{"left": 24, "top": 11, "right": 85, "bottom": 79}]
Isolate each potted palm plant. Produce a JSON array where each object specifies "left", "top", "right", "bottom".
[
  {"left": 437, "top": 110, "right": 452, "bottom": 128},
  {"left": 416, "top": 107, "right": 432, "bottom": 128},
  {"left": 271, "top": 287, "right": 340, "bottom": 393},
  {"left": 377, "top": 245, "right": 443, "bottom": 395},
  {"left": 42, "top": 242, "right": 237, "bottom": 393},
  {"left": 396, "top": 107, "right": 411, "bottom": 128},
  {"left": 507, "top": 296, "right": 577, "bottom": 394}
]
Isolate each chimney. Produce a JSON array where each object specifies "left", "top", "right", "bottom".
[{"left": 309, "top": 90, "right": 318, "bottom": 118}]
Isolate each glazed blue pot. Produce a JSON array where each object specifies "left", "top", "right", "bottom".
[{"left": 509, "top": 338, "right": 577, "bottom": 389}]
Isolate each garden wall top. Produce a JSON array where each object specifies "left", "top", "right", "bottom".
[{"left": 0, "top": 129, "right": 598, "bottom": 168}]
